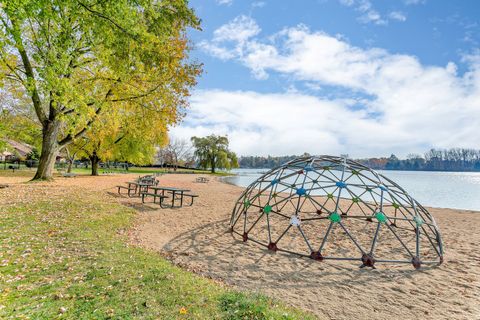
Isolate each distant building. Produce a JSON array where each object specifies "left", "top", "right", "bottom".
[
  {"left": 0, "top": 150, "right": 13, "bottom": 161},
  {"left": 0, "top": 139, "right": 33, "bottom": 161}
]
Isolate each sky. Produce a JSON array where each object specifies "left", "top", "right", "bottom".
[{"left": 171, "top": 0, "right": 480, "bottom": 158}]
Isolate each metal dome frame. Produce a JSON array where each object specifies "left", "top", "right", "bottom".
[{"left": 230, "top": 155, "right": 444, "bottom": 269}]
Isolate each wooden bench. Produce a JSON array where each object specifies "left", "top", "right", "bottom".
[
  {"left": 179, "top": 193, "right": 199, "bottom": 206},
  {"left": 117, "top": 185, "right": 136, "bottom": 197},
  {"left": 141, "top": 192, "right": 169, "bottom": 205},
  {"left": 195, "top": 177, "right": 209, "bottom": 183}
]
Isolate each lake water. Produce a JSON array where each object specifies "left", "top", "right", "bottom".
[{"left": 222, "top": 168, "right": 480, "bottom": 211}]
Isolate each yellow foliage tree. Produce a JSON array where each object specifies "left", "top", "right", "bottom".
[{"left": 0, "top": 0, "right": 201, "bottom": 180}]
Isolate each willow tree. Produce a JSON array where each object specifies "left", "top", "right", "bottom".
[
  {"left": 0, "top": 0, "right": 201, "bottom": 180},
  {"left": 191, "top": 135, "right": 238, "bottom": 173}
]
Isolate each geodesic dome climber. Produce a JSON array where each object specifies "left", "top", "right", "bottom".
[{"left": 230, "top": 156, "right": 444, "bottom": 269}]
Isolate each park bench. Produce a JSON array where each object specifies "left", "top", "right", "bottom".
[
  {"left": 195, "top": 177, "right": 209, "bottom": 183},
  {"left": 117, "top": 184, "right": 137, "bottom": 197},
  {"left": 62, "top": 172, "right": 77, "bottom": 178},
  {"left": 140, "top": 191, "right": 168, "bottom": 205},
  {"left": 182, "top": 193, "right": 199, "bottom": 206},
  {"left": 168, "top": 191, "right": 199, "bottom": 207}
]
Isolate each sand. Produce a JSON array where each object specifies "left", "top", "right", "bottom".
[{"left": 1, "top": 173, "right": 479, "bottom": 319}]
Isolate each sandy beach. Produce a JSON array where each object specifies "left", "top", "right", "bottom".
[{"left": 2, "top": 173, "right": 479, "bottom": 319}]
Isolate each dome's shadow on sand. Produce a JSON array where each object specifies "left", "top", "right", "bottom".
[{"left": 162, "top": 218, "right": 438, "bottom": 290}]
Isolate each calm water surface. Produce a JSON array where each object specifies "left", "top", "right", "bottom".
[{"left": 223, "top": 168, "right": 480, "bottom": 211}]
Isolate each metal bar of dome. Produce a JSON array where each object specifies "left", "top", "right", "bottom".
[
  {"left": 373, "top": 259, "right": 412, "bottom": 264},
  {"left": 420, "top": 229, "right": 441, "bottom": 257},
  {"left": 301, "top": 216, "right": 330, "bottom": 221},
  {"left": 266, "top": 212, "right": 272, "bottom": 243},
  {"left": 321, "top": 257, "right": 362, "bottom": 261},
  {"left": 318, "top": 221, "right": 334, "bottom": 252},
  {"left": 307, "top": 184, "right": 339, "bottom": 191},
  {"left": 343, "top": 187, "right": 377, "bottom": 212},
  {"left": 243, "top": 211, "right": 247, "bottom": 234},
  {"left": 269, "top": 209, "right": 293, "bottom": 220},
  {"left": 245, "top": 212, "right": 265, "bottom": 234},
  {"left": 370, "top": 222, "right": 381, "bottom": 254},
  {"left": 297, "top": 225, "right": 314, "bottom": 253},
  {"left": 338, "top": 222, "right": 366, "bottom": 254},
  {"left": 273, "top": 224, "right": 292, "bottom": 244},
  {"left": 294, "top": 166, "right": 309, "bottom": 215},
  {"left": 385, "top": 223, "right": 414, "bottom": 257},
  {"left": 231, "top": 207, "right": 244, "bottom": 227},
  {"left": 296, "top": 214, "right": 438, "bottom": 228}
]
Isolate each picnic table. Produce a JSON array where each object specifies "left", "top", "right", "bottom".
[
  {"left": 117, "top": 181, "right": 151, "bottom": 197},
  {"left": 142, "top": 186, "right": 198, "bottom": 208}
]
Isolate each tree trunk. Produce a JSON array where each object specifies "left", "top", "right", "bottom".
[
  {"left": 211, "top": 157, "right": 215, "bottom": 173},
  {"left": 67, "top": 160, "right": 73, "bottom": 173},
  {"left": 90, "top": 152, "right": 100, "bottom": 176},
  {"left": 33, "top": 121, "right": 60, "bottom": 180}
]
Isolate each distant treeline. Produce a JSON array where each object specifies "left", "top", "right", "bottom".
[{"left": 239, "top": 148, "right": 480, "bottom": 172}]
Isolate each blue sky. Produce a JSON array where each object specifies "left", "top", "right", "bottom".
[{"left": 172, "top": 0, "right": 480, "bottom": 157}]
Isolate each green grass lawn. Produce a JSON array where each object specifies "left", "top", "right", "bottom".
[
  {"left": 0, "top": 184, "right": 314, "bottom": 319},
  {"left": 0, "top": 167, "right": 214, "bottom": 177}
]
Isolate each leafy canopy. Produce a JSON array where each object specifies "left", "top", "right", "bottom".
[
  {"left": 75, "top": 99, "right": 170, "bottom": 166},
  {"left": 0, "top": 0, "right": 201, "bottom": 151},
  {"left": 0, "top": 87, "right": 41, "bottom": 149}
]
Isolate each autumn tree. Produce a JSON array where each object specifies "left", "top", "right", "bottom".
[
  {"left": 74, "top": 100, "right": 170, "bottom": 176},
  {"left": 0, "top": 0, "right": 201, "bottom": 180},
  {"left": 191, "top": 135, "right": 238, "bottom": 173}
]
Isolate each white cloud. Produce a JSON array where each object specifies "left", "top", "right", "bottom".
[
  {"left": 212, "top": 15, "right": 260, "bottom": 43},
  {"left": 172, "top": 90, "right": 379, "bottom": 156},
  {"left": 389, "top": 11, "right": 407, "bottom": 22},
  {"left": 338, "top": 0, "right": 409, "bottom": 25},
  {"left": 358, "top": 10, "right": 388, "bottom": 25},
  {"left": 199, "top": 15, "right": 260, "bottom": 61},
  {"left": 191, "top": 17, "right": 480, "bottom": 157},
  {"left": 216, "top": 0, "right": 233, "bottom": 6}
]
